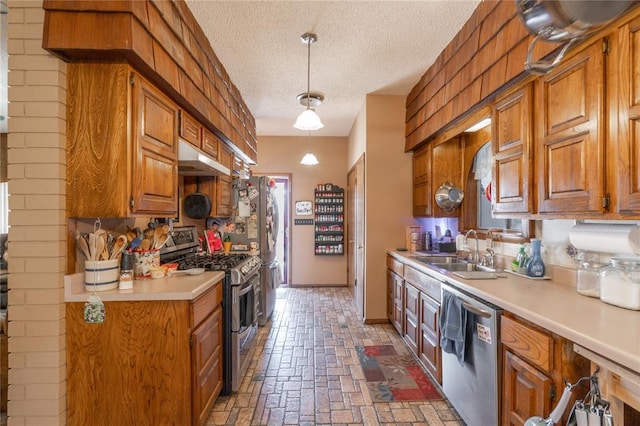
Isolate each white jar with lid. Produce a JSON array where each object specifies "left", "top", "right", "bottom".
[
  {"left": 599, "top": 258, "right": 640, "bottom": 310},
  {"left": 576, "top": 261, "right": 606, "bottom": 298}
]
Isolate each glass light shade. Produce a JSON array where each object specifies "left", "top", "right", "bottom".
[
  {"left": 293, "top": 108, "right": 324, "bottom": 130},
  {"left": 300, "top": 152, "right": 319, "bottom": 165}
]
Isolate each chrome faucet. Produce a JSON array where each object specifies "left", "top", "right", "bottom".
[{"left": 465, "top": 229, "right": 479, "bottom": 263}]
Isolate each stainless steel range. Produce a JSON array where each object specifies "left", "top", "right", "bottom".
[{"left": 160, "top": 226, "right": 262, "bottom": 394}]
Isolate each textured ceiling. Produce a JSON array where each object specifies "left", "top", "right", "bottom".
[{"left": 185, "top": 1, "right": 481, "bottom": 137}]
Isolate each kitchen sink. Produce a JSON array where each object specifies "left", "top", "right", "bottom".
[
  {"left": 429, "top": 262, "right": 496, "bottom": 273},
  {"left": 413, "top": 255, "right": 458, "bottom": 264}
]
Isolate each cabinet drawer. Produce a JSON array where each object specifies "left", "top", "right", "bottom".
[
  {"left": 501, "top": 316, "right": 553, "bottom": 373},
  {"left": 387, "top": 256, "right": 404, "bottom": 276},
  {"left": 404, "top": 266, "right": 441, "bottom": 302},
  {"left": 191, "top": 282, "right": 222, "bottom": 328},
  {"left": 179, "top": 110, "right": 200, "bottom": 147}
]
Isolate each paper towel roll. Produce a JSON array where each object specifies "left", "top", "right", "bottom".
[{"left": 569, "top": 223, "right": 640, "bottom": 255}]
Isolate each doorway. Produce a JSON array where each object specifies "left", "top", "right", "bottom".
[{"left": 256, "top": 174, "right": 291, "bottom": 286}]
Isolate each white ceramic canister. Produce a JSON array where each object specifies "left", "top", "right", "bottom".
[
  {"left": 84, "top": 259, "right": 119, "bottom": 292},
  {"left": 599, "top": 258, "right": 640, "bottom": 310}
]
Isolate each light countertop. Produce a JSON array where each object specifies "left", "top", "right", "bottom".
[
  {"left": 388, "top": 250, "right": 640, "bottom": 375},
  {"left": 64, "top": 270, "right": 225, "bottom": 302}
]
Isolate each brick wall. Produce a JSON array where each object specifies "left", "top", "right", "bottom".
[{"left": 6, "top": 1, "right": 67, "bottom": 424}]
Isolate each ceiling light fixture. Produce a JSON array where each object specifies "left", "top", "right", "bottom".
[
  {"left": 465, "top": 117, "right": 492, "bottom": 133},
  {"left": 293, "top": 33, "right": 324, "bottom": 131},
  {"left": 300, "top": 132, "right": 319, "bottom": 165}
]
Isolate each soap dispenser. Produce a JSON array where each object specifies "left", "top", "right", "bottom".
[{"left": 527, "top": 239, "right": 545, "bottom": 277}]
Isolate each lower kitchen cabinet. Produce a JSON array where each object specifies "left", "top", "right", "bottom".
[
  {"left": 387, "top": 256, "right": 405, "bottom": 334},
  {"left": 403, "top": 282, "right": 420, "bottom": 355},
  {"left": 66, "top": 281, "right": 223, "bottom": 426},
  {"left": 501, "top": 314, "right": 590, "bottom": 426},
  {"left": 419, "top": 291, "right": 441, "bottom": 383},
  {"left": 387, "top": 254, "right": 442, "bottom": 384}
]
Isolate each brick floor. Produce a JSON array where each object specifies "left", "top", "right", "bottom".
[{"left": 206, "top": 287, "right": 463, "bottom": 426}]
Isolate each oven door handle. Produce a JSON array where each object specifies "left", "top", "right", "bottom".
[{"left": 233, "top": 280, "right": 255, "bottom": 305}]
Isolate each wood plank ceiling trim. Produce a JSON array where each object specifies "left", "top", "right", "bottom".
[
  {"left": 404, "top": 0, "right": 557, "bottom": 152},
  {"left": 42, "top": 0, "right": 257, "bottom": 163}
]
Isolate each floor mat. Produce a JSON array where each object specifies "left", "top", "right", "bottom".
[{"left": 355, "top": 344, "right": 443, "bottom": 402}]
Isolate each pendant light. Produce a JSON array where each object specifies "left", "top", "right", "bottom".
[
  {"left": 300, "top": 132, "right": 319, "bottom": 165},
  {"left": 293, "top": 33, "right": 324, "bottom": 131}
]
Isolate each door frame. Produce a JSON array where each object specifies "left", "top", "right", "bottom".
[{"left": 347, "top": 154, "right": 365, "bottom": 319}]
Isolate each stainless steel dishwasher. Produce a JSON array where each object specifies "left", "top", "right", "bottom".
[{"left": 440, "top": 281, "right": 503, "bottom": 426}]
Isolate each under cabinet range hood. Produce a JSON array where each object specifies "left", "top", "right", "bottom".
[{"left": 177, "top": 139, "right": 231, "bottom": 176}]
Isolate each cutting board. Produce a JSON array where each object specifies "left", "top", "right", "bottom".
[{"left": 453, "top": 271, "right": 506, "bottom": 280}]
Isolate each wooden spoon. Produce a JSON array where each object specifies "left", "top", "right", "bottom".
[
  {"left": 76, "top": 232, "right": 91, "bottom": 260},
  {"left": 109, "top": 235, "right": 128, "bottom": 260},
  {"left": 153, "top": 227, "right": 163, "bottom": 248},
  {"left": 140, "top": 238, "right": 151, "bottom": 251},
  {"left": 95, "top": 236, "right": 105, "bottom": 262},
  {"left": 155, "top": 233, "right": 169, "bottom": 249},
  {"left": 88, "top": 233, "right": 96, "bottom": 260}
]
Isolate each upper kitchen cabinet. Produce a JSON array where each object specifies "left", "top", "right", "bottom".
[
  {"left": 67, "top": 63, "right": 178, "bottom": 218},
  {"left": 535, "top": 41, "right": 606, "bottom": 216},
  {"left": 492, "top": 82, "right": 534, "bottom": 216},
  {"left": 412, "top": 137, "right": 464, "bottom": 218},
  {"left": 413, "top": 144, "right": 432, "bottom": 216},
  {"left": 611, "top": 15, "right": 640, "bottom": 215}
]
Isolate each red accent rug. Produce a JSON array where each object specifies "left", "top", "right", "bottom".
[{"left": 356, "top": 345, "right": 443, "bottom": 402}]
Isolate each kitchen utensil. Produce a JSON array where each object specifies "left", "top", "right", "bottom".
[
  {"left": 76, "top": 231, "right": 91, "bottom": 260},
  {"left": 140, "top": 238, "right": 151, "bottom": 251},
  {"left": 434, "top": 182, "right": 464, "bottom": 213},
  {"left": 169, "top": 268, "right": 205, "bottom": 276},
  {"left": 516, "top": 0, "right": 633, "bottom": 74},
  {"left": 155, "top": 233, "right": 169, "bottom": 250},
  {"left": 183, "top": 177, "right": 212, "bottom": 219},
  {"left": 153, "top": 227, "right": 163, "bottom": 248},
  {"left": 109, "top": 235, "right": 128, "bottom": 260}
]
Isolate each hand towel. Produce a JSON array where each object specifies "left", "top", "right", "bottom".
[{"left": 439, "top": 291, "right": 467, "bottom": 365}]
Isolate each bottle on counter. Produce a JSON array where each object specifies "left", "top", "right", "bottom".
[
  {"left": 119, "top": 252, "right": 134, "bottom": 290},
  {"left": 513, "top": 245, "right": 527, "bottom": 273},
  {"left": 527, "top": 239, "right": 545, "bottom": 277}
]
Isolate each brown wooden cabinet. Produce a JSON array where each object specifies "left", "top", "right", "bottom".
[
  {"left": 403, "top": 282, "right": 420, "bottom": 356},
  {"left": 66, "top": 281, "right": 223, "bottom": 426},
  {"left": 501, "top": 314, "right": 589, "bottom": 426},
  {"left": 413, "top": 143, "right": 432, "bottom": 216},
  {"left": 611, "top": 15, "right": 640, "bottom": 215},
  {"left": 67, "top": 63, "right": 179, "bottom": 218},
  {"left": 386, "top": 255, "right": 404, "bottom": 334},
  {"left": 492, "top": 82, "right": 534, "bottom": 215},
  {"left": 419, "top": 291, "right": 441, "bottom": 383},
  {"left": 404, "top": 265, "right": 442, "bottom": 383},
  {"left": 535, "top": 41, "right": 606, "bottom": 215},
  {"left": 216, "top": 175, "right": 233, "bottom": 217},
  {"left": 412, "top": 137, "right": 463, "bottom": 217}
]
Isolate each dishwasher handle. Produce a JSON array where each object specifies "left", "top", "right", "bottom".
[{"left": 462, "top": 301, "right": 492, "bottom": 319}]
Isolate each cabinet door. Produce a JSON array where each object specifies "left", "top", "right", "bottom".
[
  {"left": 493, "top": 83, "right": 534, "bottom": 215},
  {"left": 216, "top": 175, "right": 233, "bottom": 217},
  {"left": 536, "top": 41, "right": 605, "bottom": 214},
  {"left": 432, "top": 137, "right": 463, "bottom": 217},
  {"left": 180, "top": 110, "right": 201, "bottom": 147},
  {"left": 202, "top": 128, "right": 219, "bottom": 160},
  {"left": 413, "top": 144, "right": 432, "bottom": 216},
  {"left": 218, "top": 142, "right": 234, "bottom": 171},
  {"left": 419, "top": 292, "right": 441, "bottom": 383},
  {"left": 403, "top": 283, "right": 419, "bottom": 355},
  {"left": 502, "top": 350, "right": 552, "bottom": 426},
  {"left": 392, "top": 272, "right": 404, "bottom": 334},
  {"left": 191, "top": 305, "right": 223, "bottom": 426},
  {"left": 386, "top": 270, "right": 394, "bottom": 322},
  {"left": 131, "top": 72, "right": 179, "bottom": 215},
  {"left": 614, "top": 17, "right": 640, "bottom": 214}
]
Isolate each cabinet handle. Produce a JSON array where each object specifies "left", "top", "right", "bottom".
[
  {"left": 602, "top": 193, "right": 610, "bottom": 210},
  {"left": 130, "top": 198, "right": 135, "bottom": 209}
]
